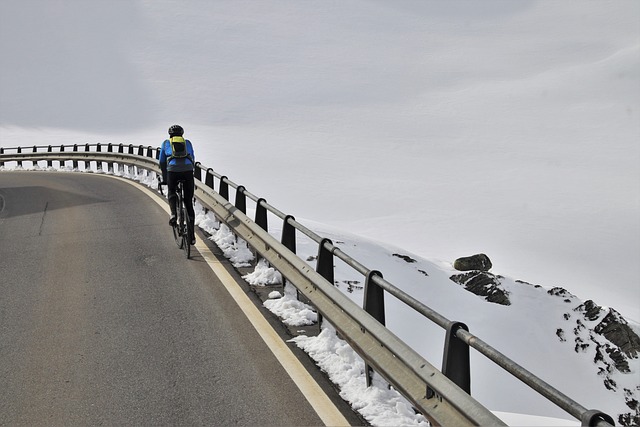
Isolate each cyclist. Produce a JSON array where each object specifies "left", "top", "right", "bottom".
[{"left": 159, "top": 124, "right": 196, "bottom": 244}]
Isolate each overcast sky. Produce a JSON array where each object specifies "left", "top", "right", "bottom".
[{"left": 2, "top": 0, "right": 637, "bottom": 131}]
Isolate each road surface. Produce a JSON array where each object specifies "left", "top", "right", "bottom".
[{"left": 0, "top": 170, "right": 361, "bottom": 426}]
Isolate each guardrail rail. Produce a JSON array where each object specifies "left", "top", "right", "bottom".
[{"left": 0, "top": 144, "right": 617, "bottom": 427}]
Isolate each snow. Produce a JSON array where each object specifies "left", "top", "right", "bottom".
[
  {"left": 206, "top": 222, "right": 254, "bottom": 268},
  {"left": 1, "top": 0, "right": 639, "bottom": 425},
  {"left": 194, "top": 197, "right": 639, "bottom": 426},
  {"left": 292, "top": 324, "right": 429, "bottom": 427},
  {"left": 242, "top": 258, "right": 284, "bottom": 287}
]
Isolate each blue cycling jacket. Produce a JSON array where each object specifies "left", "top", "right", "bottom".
[{"left": 159, "top": 138, "right": 195, "bottom": 173}]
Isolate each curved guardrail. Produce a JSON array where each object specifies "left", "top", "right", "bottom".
[{"left": 0, "top": 144, "right": 616, "bottom": 427}]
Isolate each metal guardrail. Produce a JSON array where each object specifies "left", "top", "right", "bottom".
[{"left": 0, "top": 144, "right": 616, "bottom": 427}]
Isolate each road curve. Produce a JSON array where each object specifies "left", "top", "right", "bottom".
[{"left": 0, "top": 171, "right": 358, "bottom": 426}]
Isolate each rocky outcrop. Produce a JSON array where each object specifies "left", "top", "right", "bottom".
[
  {"left": 563, "top": 300, "right": 640, "bottom": 426},
  {"left": 573, "top": 301, "right": 640, "bottom": 359},
  {"left": 392, "top": 253, "right": 417, "bottom": 263},
  {"left": 594, "top": 309, "right": 640, "bottom": 358},
  {"left": 453, "top": 253, "right": 492, "bottom": 272},
  {"left": 575, "top": 299, "right": 603, "bottom": 320},
  {"left": 547, "top": 286, "right": 576, "bottom": 303},
  {"left": 449, "top": 271, "right": 510, "bottom": 305}
]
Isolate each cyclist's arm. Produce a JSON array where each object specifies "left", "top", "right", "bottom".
[
  {"left": 159, "top": 140, "right": 168, "bottom": 183},
  {"left": 186, "top": 140, "right": 195, "bottom": 164}
]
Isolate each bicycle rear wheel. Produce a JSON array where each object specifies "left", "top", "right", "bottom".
[
  {"left": 173, "top": 192, "right": 184, "bottom": 249},
  {"left": 182, "top": 202, "right": 191, "bottom": 259},
  {"left": 182, "top": 212, "right": 191, "bottom": 259},
  {"left": 172, "top": 221, "right": 182, "bottom": 248}
]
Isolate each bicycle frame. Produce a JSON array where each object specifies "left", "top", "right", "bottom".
[{"left": 169, "top": 180, "right": 192, "bottom": 259}]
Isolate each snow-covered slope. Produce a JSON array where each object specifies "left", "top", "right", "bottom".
[{"left": 196, "top": 205, "right": 640, "bottom": 426}]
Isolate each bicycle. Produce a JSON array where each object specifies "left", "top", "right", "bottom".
[{"left": 159, "top": 177, "right": 193, "bottom": 259}]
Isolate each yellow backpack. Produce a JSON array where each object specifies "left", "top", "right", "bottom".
[{"left": 168, "top": 136, "right": 191, "bottom": 161}]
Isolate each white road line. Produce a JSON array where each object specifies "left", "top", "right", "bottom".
[{"left": 122, "top": 176, "right": 351, "bottom": 427}]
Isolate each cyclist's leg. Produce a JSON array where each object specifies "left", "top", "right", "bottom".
[
  {"left": 166, "top": 172, "right": 178, "bottom": 225},
  {"left": 182, "top": 172, "right": 196, "bottom": 244}
]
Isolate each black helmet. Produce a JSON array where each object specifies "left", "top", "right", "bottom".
[{"left": 168, "top": 124, "right": 184, "bottom": 137}]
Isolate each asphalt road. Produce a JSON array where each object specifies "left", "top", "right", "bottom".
[{"left": 0, "top": 171, "right": 358, "bottom": 426}]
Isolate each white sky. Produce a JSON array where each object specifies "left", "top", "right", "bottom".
[{"left": 1, "top": 1, "right": 638, "bottom": 320}]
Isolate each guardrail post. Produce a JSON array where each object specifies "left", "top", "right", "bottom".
[
  {"left": 316, "top": 238, "right": 334, "bottom": 284},
  {"left": 107, "top": 143, "right": 114, "bottom": 172},
  {"left": 442, "top": 321, "right": 471, "bottom": 395},
  {"left": 205, "top": 168, "right": 215, "bottom": 189},
  {"left": 581, "top": 410, "right": 615, "bottom": 426},
  {"left": 253, "top": 198, "right": 269, "bottom": 262},
  {"left": 315, "top": 238, "right": 335, "bottom": 329},
  {"left": 0, "top": 147, "right": 4, "bottom": 167},
  {"left": 72, "top": 144, "right": 79, "bottom": 170},
  {"left": 364, "top": 270, "right": 385, "bottom": 324},
  {"left": 128, "top": 145, "right": 136, "bottom": 175},
  {"left": 84, "top": 144, "right": 91, "bottom": 170},
  {"left": 47, "top": 145, "right": 53, "bottom": 168},
  {"left": 137, "top": 146, "right": 144, "bottom": 176},
  {"left": 219, "top": 176, "right": 229, "bottom": 201},
  {"left": 32, "top": 146, "right": 38, "bottom": 168},
  {"left": 96, "top": 144, "right": 103, "bottom": 171},
  {"left": 235, "top": 185, "right": 246, "bottom": 214},
  {"left": 364, "top": 270, "right": 385, "bottom": 387},
  {"left": 59, "top": 145, "right": 65, "bottom": 168},
  {"left": 17, "top": 146, "right": 23, "bottom": 168},
  {"left": 281, "top": 215, "right": 296, "bottom": 254},
  {"left": 118, "top": 144, "right": 125, "bottom": 174},
  {"left": 193, "top": 163, "right": 202, "bottom": 182},
  {"left": 255, "top": 199, "right": 268, "bottom": 231}
]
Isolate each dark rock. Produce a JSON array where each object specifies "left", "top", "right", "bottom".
[
  {"left": 548, "top": 287, "right": 575, "bottom": 300},
  {"left": 453, "top": 253, "right": 492, "bottom": 271},
  {"left": 574, "top": 300, "right": 603, "bottom": 321},
  {"left": 623, "top": 389, "right": 639, "bottom": 426},
  {"left": 515, "top": 279, "right": 542, "bottom": 289},
  {"left": 594, "top": 309, "right": 640, "bottom": 358},
  {"left": 450, "top": 271, "right": 511, "bottom": 305},
  {"left": 341, "top": 280, "right": 362, "bottom": 293},
  {"left": 619, "top": 412, "right": 640, "bottom": 427},
  {"left": 574, "top": 336, "right": 589, "bottom": 352},
  {"left": 606, "top": 347, "right": 631, "bottom": 373},
  {"left": 392, "top": 253, "right": 417, "bottom": 263},
  {"left": 604, "top": 377, "right": 617, "bottom": 391},
  {"left": 594, "top": 343, "right": 606, "bottom": 364}
]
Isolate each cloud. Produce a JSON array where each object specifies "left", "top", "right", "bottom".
[{"left": 0, "top": 0, "right": 156, "bottom": 131}]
